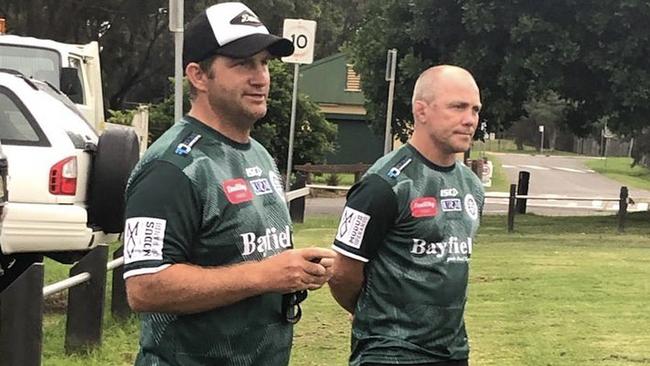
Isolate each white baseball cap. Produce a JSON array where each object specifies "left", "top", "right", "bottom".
[{"left": 183, "top": 2, "right": 294, "bottom": 68}]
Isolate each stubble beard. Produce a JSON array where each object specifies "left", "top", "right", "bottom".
[{"left": 208, "top": 92, "right": 266, "bottom": 132}]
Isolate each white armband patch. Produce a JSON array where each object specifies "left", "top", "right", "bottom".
[
  {"left": 123, "top": 217, "right": 166, "bottom": 264},
  {"left": 335, "top": 206, "right": 370, "bottom": 249}
]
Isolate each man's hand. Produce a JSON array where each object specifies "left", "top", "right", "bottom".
[{"left": 259, "top": 248, "right": 336, "bottom": 294}]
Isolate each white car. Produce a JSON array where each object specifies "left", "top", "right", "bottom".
[{"left": 0, "top": 70, "right": 139, "bottom": 290}]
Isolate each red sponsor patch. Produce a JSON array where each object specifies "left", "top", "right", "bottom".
[
  {"left": 222, "top": 178, "right": 254, "bottom": 204},
  {"left": 410, "top": 197, "right": 438, "bottom": 217}
]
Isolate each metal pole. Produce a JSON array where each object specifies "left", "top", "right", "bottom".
[
  {"left": 174, "top": 32, "right": 183, "bottom": 122},
  {"left": 384, "top": 49, "right": 397, "bottom": 154},
  {"left": 169, "top": 0, "right": 184, "bottom": 122},
  {"left": 540, "top": 130, "right": 544, "bottom": 153},
  {"left": 285, "top": 63, "right": 300, "bottom": 192}
]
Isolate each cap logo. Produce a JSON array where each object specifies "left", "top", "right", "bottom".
[{"left": 230, "top": 10, "right": 263, "bottom": 27}]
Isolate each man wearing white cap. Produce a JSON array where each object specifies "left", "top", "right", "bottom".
[{"left": 122, "top": 3, "right": 335, "bottom": 365}]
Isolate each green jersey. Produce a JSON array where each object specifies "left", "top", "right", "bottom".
[
  {"left": 123, "top": 116, "right": 293, "bottom": 366},
  {"left": 333, "top": 143, "right": 484, "bottom": 365}
]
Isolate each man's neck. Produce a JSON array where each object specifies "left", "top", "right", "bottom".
[
  {"left": 187, "top": 104, "right": 252, "bottom": 144},
  {"left": 409, "top": 135, "right": 456, "bottom": 167}
]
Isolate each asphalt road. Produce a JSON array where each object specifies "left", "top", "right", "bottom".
[
  {"left": 304, "top": 153, "right": 650, "bottom": 217},
  {"left": 488, "top": 153, "right": 650, "bottom": 215}
]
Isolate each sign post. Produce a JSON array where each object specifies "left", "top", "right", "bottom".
[
  {"left": 169, "top": 0, "right": 184, "bottom": 123},
  {"left": 282, "top": 19, "right": 317, "bottom": 192},
  {"left": 538, "top": 125, "right": 544, "bottom": 153},
  {"left": 384, "top": 49, "right": 397, "bottom": 154}
]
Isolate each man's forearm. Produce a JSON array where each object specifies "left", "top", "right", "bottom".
[
  {"left": 329, "top": 276, "right": 362, "bottom": 314},
  {"left": 126, "top": 262, "right": 268, "bottom": 314},
  {"left": 126, "top": 247, "right": 335, "bottom": 314}
]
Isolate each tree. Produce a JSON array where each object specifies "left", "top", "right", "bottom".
[
  {"left": 347, "top": 0, "right": 650, "bottom": 141},
  {"left": 521, "top": 91, "right": 571, "bottom": 150},
  {"left": 108, "top": 61, "right": 337, "bottom": 170}
]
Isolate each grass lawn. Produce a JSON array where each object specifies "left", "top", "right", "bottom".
[
  {"left": 41, "top": 213, "right": 650, "bottom": 365},
  {"left": 586, "top": 157, "right": 650, "bottom": 191}
]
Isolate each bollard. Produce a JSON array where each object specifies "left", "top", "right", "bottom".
[
  {"left": 516, "top": 171, "right": 530, "bottom": 214},
  {"left": 618, "top": 186, "right": 628, "bottom": 233},
  {"left": 111, "top": 245, "right": 131, "bottom": 320},
  {"left": 507, "top": 184, "right": 517, "bottom": 233},
  {"left": 289, "top": 172, "right": 306, "bottom": 224},
  {"left": 65, "top": 245, "right": 108, "bottom": 354},
  {"left": 0, "top": 262, "right": 44, "bottom": 366}
]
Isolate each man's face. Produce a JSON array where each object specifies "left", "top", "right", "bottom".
[
  {"left": 420, "top": 77, "right": 481, "bottom": 155},
  {"left": 205, "top": 50, "right": 272, "bottom": 126}
]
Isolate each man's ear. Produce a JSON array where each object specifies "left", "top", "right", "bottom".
[
  {"left": 412, "top": 100, "right": 428, "bottom": 125},
  {"left": 185, "top": 63, "right": 209, "bottom": 94}
]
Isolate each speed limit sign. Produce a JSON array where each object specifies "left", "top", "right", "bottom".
[{"left": 282, "top": 19, "right": 317, "bottom": 64}]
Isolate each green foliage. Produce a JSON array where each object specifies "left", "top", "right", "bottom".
[
  {"left": 347, "top": 0, "right": 650, "bottom": 141},
  {"left": 106, "top": 109, "right": 136, "bottom": 126},
  {"left": 129, "top": 62, "right": 336, "bottom": 168},
  {"left": 253, "top": 61, "right": 337, "bottom": 170},
  {"left": 510, "top": 91, "right": 572, "bottom": 150}
]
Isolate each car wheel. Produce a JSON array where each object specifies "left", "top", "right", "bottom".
[{"left": 88, "top": 127, "right": 140, "bottom": 233}]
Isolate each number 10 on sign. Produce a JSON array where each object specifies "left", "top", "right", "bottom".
[{"left": 282, "top": 19, "right": 317, "bottom": 64}]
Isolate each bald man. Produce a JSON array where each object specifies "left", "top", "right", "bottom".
[{"left": 329, "top": 65, "right": 484, "bottom": 366}]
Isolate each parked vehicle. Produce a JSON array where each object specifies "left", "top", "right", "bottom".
[
  {"left": 0, "top": 34, "right": 105, "bottom": 131},
  {"left": 0, "top": 70, "right": 139, "bottom": 291}
]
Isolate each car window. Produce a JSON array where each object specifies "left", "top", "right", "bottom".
[
  {"left": 0, "top": 45, "right": 61, "bottom": 88},
  {"left": 0, "top": 86, "right": 49, "bottom": 146}
]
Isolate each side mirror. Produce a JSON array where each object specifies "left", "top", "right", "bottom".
[{"left": 60, "top": 68, "right": 84, "bottom": 104}]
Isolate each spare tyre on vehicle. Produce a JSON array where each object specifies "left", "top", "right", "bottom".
[{"left": 87, "top": 126, "right": 140, "bottom": 233}]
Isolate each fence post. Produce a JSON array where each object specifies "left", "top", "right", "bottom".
[
  {"left": 289, "top": 172, "right": 306, "bottom": 223},
  {"left": 111, "top": 245, "right": 131, "bottom": 320},
  {"left": 0, "top": 262, "right": 44, "bottom": 366},
  {"left": 507, "top": 184, "right": 517, "bottom": 233},
  {"left": 618, "top": 186, "right": 628, "bottom": 233},
  {"left": 516, "top": 171, "right": 530, "bottom": 214},
  {"left": 65, "top": 244, "right": 108, "bottom": 354}
]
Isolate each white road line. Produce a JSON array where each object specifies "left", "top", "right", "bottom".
[
  {"left": 502, "top": 164, "right": 515, "bottom": 168},
  {"left": 520, "top": 165, "right": 550, "bottom": 171},
  {"left": 553, "top": 167, "right": 588, "bottom": 173}
]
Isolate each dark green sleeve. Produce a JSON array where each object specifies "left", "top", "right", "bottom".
[
  {"left": 332, "top": 174, "right": 397, "bottom": 262},
  {"left": 123, "top": 160, "right": 202, "bottom": 278}
]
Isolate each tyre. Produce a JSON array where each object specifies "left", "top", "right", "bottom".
[{"left": 87, "top": 127, "right": 140, "bottom": 233}]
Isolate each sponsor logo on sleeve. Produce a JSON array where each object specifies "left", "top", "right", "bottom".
[
  {"left": 441, "top": 198, "right": 462, "bottom": 212},
  {"left": 222, "top": 178, "right": 254, "bottom": 204},
  {"left": 335, "top": 206, "right": 371, "bottom": 249},
  {"left": 124, "top": 217, "right": 166, "bottom": 264},
  {"left": 410, "top": 197, "right": 438, "bottom": 217},
  {"left": 464, "top": 194, "right": 479, "bottom": 220},
  {"left": 245, "top": 166, "right": 263, "bottom": 178},
  {"left": 250, "top": 178, "right": 273, "bottom": 195}
]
